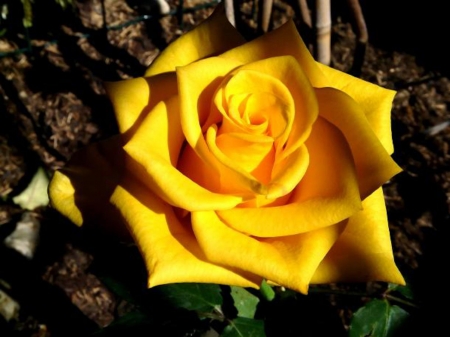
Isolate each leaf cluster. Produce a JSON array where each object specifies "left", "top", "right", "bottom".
[{"left": 92, "top": 268, "right": 418, "bottom": 337}]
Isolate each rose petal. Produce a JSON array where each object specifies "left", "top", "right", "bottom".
[
  {"left": 311, "top": 188, "right": 405, "bottom": 285},
  {"left": 178, "top": 57, "right": 268, "bottom": 195},
  {"left": 219, "top": 21, "right": 328, "bottom": 87},
  {"left": 178, "top": 55, "right": 320, "bottom": 198},
  {"left": 215, "top": 132, "right": 275, "bottom": 184},
  {"left": 124, "top": 96, "right": 243, "bottom": 211},
  {"left": 48, "top": 136, "right": 130, "bottom": 239},
  {"left": 231, "top": 56, "right": 319, "bottom": 160},
  {"left": 267, "top": 144, "right": 309, "bottom": 199},
  {"left": 192, "top": 210, "right": 347, "bottom": 294},
  {"left": 110, "top": 176, "right": 261, "bottom": 288},
  {"left": 317, "top": 62, "right": 397, "bottom": 154},
  {"left": 205, "top": 125, "right": 269, "bottom": 195},
  {"left": 49, "top": 171, "right": 83, "bottom": 226},
  {"left": 177, "top": 56, "right": 242, "bottom": 159},
  {"left": 315, "top": 87, "right": 401, "bottom": 199},
  {"left": 214, "top": 69, "right": 294, "bottom": 145},
  {"left": 217, "top": 117, "right": 361, "bottom": 237},
  {"left": 145, "top": 4, "right": 245, "bottom": 76},
  {"left": 177, "top": 145, "right": 244, "bottom": 196},
  {"left": 205, "top": 123, "right": 307, "bottom": 199},
  {"left": 105, "top": 73, "right": 178, "bottom": 138}
]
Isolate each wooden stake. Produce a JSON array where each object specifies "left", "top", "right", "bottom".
[{"left": 315, "top": 0, "right": 331, "bottom": 65}]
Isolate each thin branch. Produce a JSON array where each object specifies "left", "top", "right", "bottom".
[
  {"left": 298, "top": 0, "right": 312, "bottom": 28},
  {"left": 347, "top": 0, "right": 368, "bottom": 76}
]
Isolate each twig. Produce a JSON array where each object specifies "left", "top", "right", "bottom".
[
  {"left": 385, "top": 294, "right": 420, "bottom": 309},
  {"left": 347, "top": 0, "right": 368, "bottom": 76},
  {"left": 298, "top": 0, "right": 312, "bottom": 28}
]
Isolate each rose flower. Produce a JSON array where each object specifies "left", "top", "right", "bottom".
[{"left": 49, "top": 6, "right": 404, "bottom": 294}]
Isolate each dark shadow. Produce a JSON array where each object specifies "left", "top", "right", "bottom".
[
  {"left": 124, "top": 0, "right": 169, "bottom": 51},
  {"left": 388, "top": 116, "right": 450, "bottom": 335},
  {"left": 0, "top": 219, "right": 98, "bottom": 337},
  {"left": 359, "top": 0, "right": 450, "bottom": 76},
  {"left": 259, "top": 291, "right": 347, "bottom": 337},
  {"left": 0, "top": 76, "right": 45, "bottom": 194}
]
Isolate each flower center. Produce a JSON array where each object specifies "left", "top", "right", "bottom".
[{"left": 207, "top": 69, "right": 295, "bottom": 184}]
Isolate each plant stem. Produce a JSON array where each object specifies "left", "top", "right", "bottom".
[{"left": 385, "top": 294, "right": 420, "bottom": 309}]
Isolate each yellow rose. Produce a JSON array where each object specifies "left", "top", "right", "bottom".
[{"left": 49, "top": 6, "right": 404, "bottom": 294}]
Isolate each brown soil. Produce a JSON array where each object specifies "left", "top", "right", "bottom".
[{"left": 1, "top": 0, "right": 449, "bottom": 335}]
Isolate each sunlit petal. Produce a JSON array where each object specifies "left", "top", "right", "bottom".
[
  {"left": 317, "top": 63, "right": 397, "bottom": 154},
  {"left": 311, "top": 188, "right": 405, "bottom": 285},
  {"left": 232, "top": 56, "right": 319, "bottom": 160},
  {"left": 177, "top": 57, "right": 242, "bottom": 166},
  {"left": 105, "top": 73, "right": 177, "bottom": 137},
  {"left": 192, "top": 210, "right": 346, "bottom": 294},
  {"left": 124, "top": 97, "right": 243, "bottom": 211},
  {"left": 218, "top": 117, "right": 361, "bottom": 237},
  {"left": 316, "top": 87, "right": 401, "bottom": 198},
  {"left": 111, "top": 176, "right": 260, "bottom": 288},
  {"left": 220, "top": 21, "right": 328, "bottom": 87}
]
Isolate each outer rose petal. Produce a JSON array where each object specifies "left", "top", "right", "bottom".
[
  {"left": 145, "top": 4, "right": 245, "bottom": 76},
  {"left": 317, "top": 63, "right": 397, "bottom": 154},
  {"left": 192, "top": 210, "right": 347, "bottom": 294},
  {"left": 48, "top": 136, "right": 130, "bottom": 239},
  {"left": 105, "top": 73, "right": 178, "bottom": 137},
  {"left": 315, "top": 87, "right": 401, "bottom": 199},
  {"left": 311, "top": 188, "right": 405, "bottom": 285},
  {"left": 124, "top": 97, "right": 243, "bottom": 211},
  {"left": 110, "top": 175, "right": 261, "bottom": 288},
  {"left": 219, "top": 21, "right": 328, "bottom": 88},
  {"left": 217, "top": 117, "right": 361, "bottom": 237}
]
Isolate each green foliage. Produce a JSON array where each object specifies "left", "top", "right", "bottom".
[
  {"left": 387, "top": 283, "right": 415, "bottom": 301},
  {"left": 230, "top": 286, "right": 259, "bottom": 319},
  {"left": 93, "top": 258, "right": 414, "bottom": 337},
  {"left": 155, "top": 283, "right": 223, "bottom": 312},
  {"left": 221, "top": 317, "right": 265, "bottom": 337},
  {"left": 349, "top": 299, "right": 409, "bottom": 337}
]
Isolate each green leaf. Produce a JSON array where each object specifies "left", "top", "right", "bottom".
[
  {"left": 12, "top": 167, "right": 49, "bottom": 210},
  {"left": 230, "top": 287, "right": 260, "bottom": 319},
  {"left": 387, "top": 283, "right": 414, "bottom": 300},
  {"left": 349, "top": 299, "right": 409, "bottom": 337},
  {"left": 155, "top": 283, "right": 222, "bottom": 312},
  {"left": 221, "top": 317, "right": 265, "bottom": 337}
]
